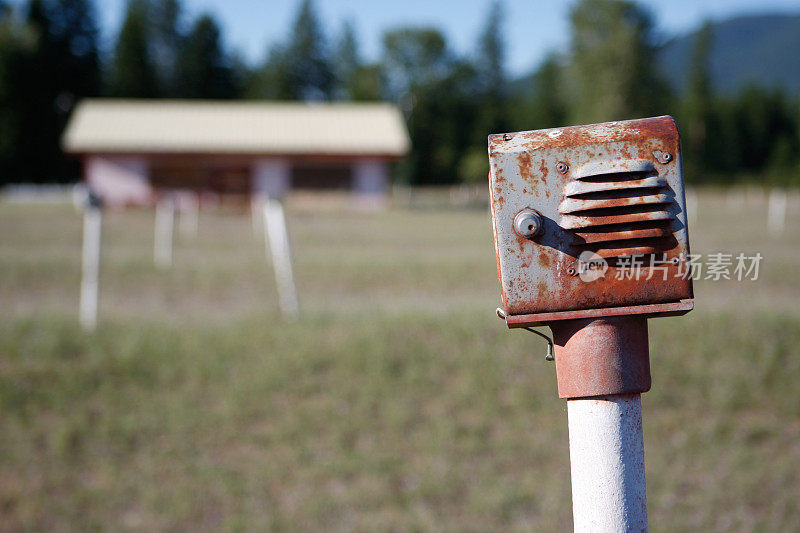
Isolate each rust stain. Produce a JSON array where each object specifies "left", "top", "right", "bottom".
[
  {"left": 515, "top": 235, "right": 526, "bottom": 254},
  {"left": 538, "top": 250, "right": 551, "bottom": 268},
  {"left": 518, "top": 152, "right": 532, "bottom": 180},
  {"left": 536, "top": 280, "right": 548, "bottom": 298}
]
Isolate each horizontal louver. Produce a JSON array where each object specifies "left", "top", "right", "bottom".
[{"left": 559, "top": 159, "right": 677, "bottom": 258}]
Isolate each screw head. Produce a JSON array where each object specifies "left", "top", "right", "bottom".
[
  {"left": 653, "top": 150, "right": 673, "bottom": 164},
  {"left": 514, "top": 209, "right": 544, "bottom": 239},
  {"left": 556, "top": 162, "right": 568, "bottom": 174}
]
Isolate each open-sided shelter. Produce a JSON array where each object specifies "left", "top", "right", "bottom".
[{"left": 62, "top": 99, "right": 410, "bottom": 206}]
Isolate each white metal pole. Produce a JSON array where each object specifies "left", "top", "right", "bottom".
[
  {"left": 154, "top": 197, "right": 175, "bottom": 269},
  {"left": 79, "top": 204, "right": 102, "bottom": 331},
  {"left": 768, "top": 188, "right": 787, "bottom": 237},
  {"left": 263, "top": 198, "right": 299, "bottom": 318},
  {"left": 567, "top": 393, "right": 648, "bottom": 533}
]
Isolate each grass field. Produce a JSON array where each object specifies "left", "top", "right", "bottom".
[{"left": 1, "top": 189, "right": 799, "bottom": 531}]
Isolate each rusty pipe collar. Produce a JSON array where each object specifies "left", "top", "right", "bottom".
[{"left": 549, "top": 316, "right": 650, "bottom": 399}]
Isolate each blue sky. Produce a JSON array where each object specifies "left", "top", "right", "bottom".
[{"left": 50, "top": 0, "right": 800, "bottom": 74}]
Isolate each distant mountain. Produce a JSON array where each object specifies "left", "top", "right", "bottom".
[{"left": 659, "top": 13, "right": 800, "bottom": 95}]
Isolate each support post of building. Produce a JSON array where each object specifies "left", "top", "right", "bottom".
[
  {"left": 252, "top": 159, "right": 289, "bottom": 240},
  {"left": 79, "top": 194, "right": 102, "bottom": 331},
  {"left": 352, "top": 159, "right": 390, "bottom": 210},
  {"left": 154, "top": 195, "right": 175, "bottom": 269}
]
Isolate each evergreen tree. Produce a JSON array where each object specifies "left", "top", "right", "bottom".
[
  {"left": 474, "top": 0, "right": 507, "bottom": 134},
  {"left": 246, "top": 44, "right": 292, "bottom": 99},
  {"left": 383, "top": 27, "right": 477, "bottom": 185},
  {"left": 456, "top": 1, "right": 509, "bottom": 184},
  {"left": 330, "top": 19, "right": 381, "bottom": 101},
  {"left": 50, "top": 0, "right": 100, "bottom": 179},
  {"left": 731, "top": 86, "right": 798, "bottom": 174},
  {"left": 532, "top": 54, "right": 568, "bottom": 128},
  {"left": 682, "top": 21, "right": 716, "bottom": 179},
  {"left": 110, "top": 0, "right": 158, "bottom": 97},
  {"left": 382, "top": 27, "right": 449, "bottom": 100},
  {"left": 0, "top": 3, "right": 36, "bottom": 181},
  {"left": 686, "top": 22, "right": 712, "bottom": 110},
  {"left": 283, "top": 0, "right": 332, "bottom": 100},
  {"left": 333, "top": 19, "right": 359, "bottom": 99},
  {"left": 567, "top": 0, "right": 670, "bottom": 123},
  {"left": 508, "top": 53, "right": 569, "bottom": 136},
  {"left": 52, "top": 0, "right": 100, "bottom": 95},
  {"left": 151, "top": 0, "right": 183, "bottom": 96},
  {"left": 175, "top": 13, "right": 236, "bottom": 98},
  {"left": 347, "top": 63, "right": 383, "bottom": 101},
  {"left": 18, "top": 0, "right": 56, "bottom": 181},
  {"left": 12, "top": 0, "right": 100, "bottom": 182}
]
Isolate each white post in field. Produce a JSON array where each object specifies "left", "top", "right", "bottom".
[
  {"left": 768, "top": 188, "right": 787, "bottom": 237},
  {"left": 567, "top": 394, "right": 648, "bottom": 532},
  {"left": 154, "top": 196, "right": 175, "bottom": 269},
  {"left": 251, "top": 160, "right": 296, "bottom": 317},
  {"left": 79, "top": 202, "right": 102, "bottom": 331},
  {"left": 263, "top": 198, "right": 299, "bottom": 318},
  {"left": 686, "top": 188, "right": 698, "bottom": 227},
  {"left": 179, "top": 193, "right": 199, "bottom": 240}
]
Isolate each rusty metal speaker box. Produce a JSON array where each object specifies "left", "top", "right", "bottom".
[{"left": 489, "top": 116, "right": 694, "bottom": 327}]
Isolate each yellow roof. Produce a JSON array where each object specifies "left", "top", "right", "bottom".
[{"left": 63, "top": 99, "right": 410, "bottom": 157}]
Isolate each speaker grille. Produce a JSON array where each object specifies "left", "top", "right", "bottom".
[{"left": 559, "top": 159, "right": 677, "bottom": 258}]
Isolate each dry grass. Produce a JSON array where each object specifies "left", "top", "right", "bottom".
[{"left": 0, "top": 188, "right": 799, "bottom": 531}]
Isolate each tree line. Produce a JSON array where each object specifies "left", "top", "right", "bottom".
[{"left": 0, "top": 0, "right": 798, "bottom": 186}]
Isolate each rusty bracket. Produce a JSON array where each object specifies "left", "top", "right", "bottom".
[{"left": 501, "top": 300, "right": 693, "bottom": 329}]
